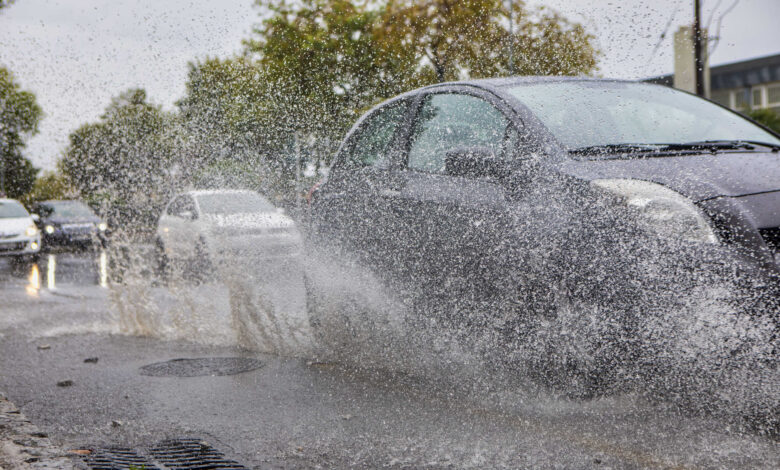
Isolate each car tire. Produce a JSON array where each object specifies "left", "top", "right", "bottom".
[
  {"left": 154, "top": 238, "right": 170, "bottom": 285},
  {"left": 12, "top": 254, "right": 37, "bottom": 266},
  {"left": 189, "top": 237, "right": 213, "bottom": 284}
]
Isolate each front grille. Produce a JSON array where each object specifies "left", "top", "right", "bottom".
[
  {"left": 0, "top": 241, "right": 25, "bottom": 252},
  {"left": 759, "top": 227, "right": 780, "bottom": 253},
  {"left": 62, "top": 223, "right": 94, "bottom": 235}
]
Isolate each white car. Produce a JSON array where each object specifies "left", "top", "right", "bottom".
[
  {"left": 0, "top": 198, "right": 41, "bottom": 262},
  {"left": 155, "top": 190, "right": 301, "bottom": 273}
]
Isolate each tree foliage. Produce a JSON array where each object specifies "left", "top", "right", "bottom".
[
  {"left": 20, "top": 170, "right": 76, "bottom": 207},
  {"left": 61, "top": 88, "right": 176, "bottom": 230},
  {"left": 378, "top": 0, "right": 597, "bottom": 82},
  {"left": 177, "top": 58, "right": 298, "bottom": 200},
  {"left": 747, "top": 108, "right": 780, "bottom": 134},
  {"left": 0, "top": 66, "right": 42, "bottom": 198}
]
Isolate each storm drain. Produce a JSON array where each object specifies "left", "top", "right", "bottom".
[
  {"left": 151, "top": 438, "right": 247, "bottom": 469},
  {"left": 83, "top": 438, "right": 248, "bottom": 469},
  {"left": 84, "top": 447, "right": 155, "bottom": 469},
  {"left": 139, "top": 357, "right": 263, "bottom": 377}
]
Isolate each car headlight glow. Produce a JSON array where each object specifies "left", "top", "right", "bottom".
[
  {"left": 98, "top": 222, "right": 108, "bottom": 231},
  {"left": 591, "top": 179, "right": 718, "bottom": 244},
  {"left": 25, "top": 225, "right": 39, "bottom": 237},
  {"left": 45, "top": 225, "right": 55, "bottom": 234}
]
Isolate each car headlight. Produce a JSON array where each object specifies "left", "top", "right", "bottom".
[
  {"left": 25, "top": 225, "right": 39, "bottom": 237},
  {"left": 591, "top": 179, "right": 718, "bottom": 244},
  {"left": 45, "top": 225, "right": 55, "bottom": 234},
  {"left": 98, "top": 222, "right": 108, "bottom": 231}
]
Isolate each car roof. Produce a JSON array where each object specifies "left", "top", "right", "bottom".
[
  {"left": 40, "top": 199, "right": 86, "bottom": 205},
  {"left": 420, "top": 76, "right": 641, "bottom": 93},
  {"left": 375, "top": 76, "right": 645, "bottom": 109},
  {"left": 185, "top": 189, "right": 258, "bottom": 197},
  {"left": 0, "top": 198, "right": 23, "bottom": 204}
]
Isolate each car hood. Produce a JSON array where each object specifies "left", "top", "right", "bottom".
[
  {"left": 46, "top": 216, "right": 100, "bottom": 225},
  {"left": 0, "top": 217, "right": 34, "bottom": 235},
  {"left": 557, "top": 151, "right": 780, "bottom": 202},
  {"left": 203, "top": 212, "right": 296, "bottom": 231}
]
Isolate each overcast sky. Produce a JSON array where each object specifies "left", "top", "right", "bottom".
[{"left": 1, "top": 0, "right": 779, "bottom": 170}]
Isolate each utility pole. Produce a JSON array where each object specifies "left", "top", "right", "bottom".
[
  {"left": 0, "top": 155, "right": 5, "bottom": 197},
  {"left": 508, "top": 0, "right": 515, "bottom": 75},
  {"left": 693, "top": 0, "right": 705, "bottom": 96}
]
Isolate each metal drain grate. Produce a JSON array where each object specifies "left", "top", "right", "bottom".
[
  {"left": 151, "top": 438, "right": 247, "bottom": 469},
  {"left": 139, "top": 357, "right": 263, "bottom": 377},
  {"left": 83, "top": 439, "right": 248, "bottom": 470},
  {"left": 84, "top": 447, "right": 156, "bottom": 469}
]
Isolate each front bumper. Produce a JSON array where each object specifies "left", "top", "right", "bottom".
[
  {"left": 43, "top": 227, "right": 105, "bottom": 248},
  {"left": 211, "top": 233, "right": 302, "bottom": 260},
  {"left": 0, "top": 235, "right": 41, "bottom": 257}
]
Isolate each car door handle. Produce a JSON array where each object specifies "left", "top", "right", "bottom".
[{"left": 379, "top": 189, "right": 401, "bottom": 197}]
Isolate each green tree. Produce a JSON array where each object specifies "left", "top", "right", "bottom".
[
  {"left": 0, "top": 66, "right": 42, "bottom": 198},
  {"left": 177, "top": 58, "right": 298, "bottom": 200},
  {"left": 747, "top": 108, "right": 780, "bottom": 134},
  {"left": 377, "top": 0, "right": 598, "bottom": 82},
  {"left": 245, "top": 1, "right": 404, "bottom": 172},
  {"left": 21, "top": 170, "right": 76, "bottom": 207},
  {"left": 60, "top": 88, "right": 175, "bottom": 233}
]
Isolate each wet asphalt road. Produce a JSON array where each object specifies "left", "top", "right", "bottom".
[{"left": 0, "top": 251, "right": 779, "bottom": 469}]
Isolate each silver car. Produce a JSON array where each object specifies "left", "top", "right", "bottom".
[
  {"left": 155, "top": 190, "right": 301, "bottom": 276},
  {"left": 0, "top": 198, "right": 41, "bottom": 262}
]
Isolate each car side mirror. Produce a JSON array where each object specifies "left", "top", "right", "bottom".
[
  {"left": 31, "top": 214, "right": 40, "bottom": 222},
  {"left": 445, "top": 147, "right": 509, "bottom": 180}
]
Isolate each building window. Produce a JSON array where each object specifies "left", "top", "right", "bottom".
[
  {"left": 752, "top": 88, "right": 763, "bottom": 108},
  {"left": 767, "top": 84, "right": 780, "bottom": 106},
  {"left": 734, "top": 89, "right": 750, "bottom": 110}
]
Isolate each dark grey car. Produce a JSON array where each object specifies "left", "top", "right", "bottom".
[
  {"left": 306, "top": 78, "right": 780, "bottom": 392},
  {"left": 32, "top": 200, "right": 108, "bottom": 250}
]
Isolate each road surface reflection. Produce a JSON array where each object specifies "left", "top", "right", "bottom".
[{"left": 0, "top": 250, "right": 110, "bottom": 296}]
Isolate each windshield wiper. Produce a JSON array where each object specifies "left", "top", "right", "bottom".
[
  {"left": 570, "top": 139, "right": 779, "bottom": 158},
  {"left": 738, "top": 140, "right": 780, "bottom": 152},
  {"left": 656, "top": 140, "right": 757, "bottom": 152},
  {"left": 568, "top": 143, "right": 668, "bottom": 156}
]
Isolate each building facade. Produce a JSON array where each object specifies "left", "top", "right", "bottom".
[{"left": 648, "top": 52, "right": 780, "bottom": 115}]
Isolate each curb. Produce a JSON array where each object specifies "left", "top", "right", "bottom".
[{"left": 0, "top": 392, "right": 78, "bottom": 469}]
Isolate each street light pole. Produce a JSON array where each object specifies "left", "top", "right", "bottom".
[{"left": 693, "top": 0, "right": 705, "bottom": 97}]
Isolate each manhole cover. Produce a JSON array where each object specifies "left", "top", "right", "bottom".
[{"left": 139, "top": 357, "right": 263, "bottom": 377}]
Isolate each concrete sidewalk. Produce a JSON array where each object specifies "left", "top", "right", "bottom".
[{"left": 0, "top": 392, "right": 76, "bottom": 470}]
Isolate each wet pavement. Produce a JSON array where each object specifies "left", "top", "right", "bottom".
[{"left": 1, "top": 250, "right": 779, "bottom": 469}]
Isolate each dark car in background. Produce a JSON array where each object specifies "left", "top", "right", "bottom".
[
  {"left": 32, "top": 200, "right": 108, "bottom": 250},
  {"left": 306, "top": 78, "right": 780, "bottom": 391}
]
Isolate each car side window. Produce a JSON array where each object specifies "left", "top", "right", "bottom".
[
  {"left": 342, "top": 100, "right": 409, "bottom": 168},
  {"left": 407, "top": 93, "right": 509, "bottom": 174},
  {"left": 167, "top": 196, "right": 195, "bottom": 217}
]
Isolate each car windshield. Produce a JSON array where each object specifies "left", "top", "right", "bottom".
[
  {"left": 196, "top": 192, "right": 276, "bottom": 215},
  {"left": 506, "top": 81, "right": 780, "bottom": 155},
  {"left": 45, "top": 201, "right": 95, "bottom": 218},
  {"left": 0, "top": 200, "right": 29, "bottom": 218}
]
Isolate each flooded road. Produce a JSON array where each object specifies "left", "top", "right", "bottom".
[{"left": 1, "top": 249, "right": 779, "bottom": 468}]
